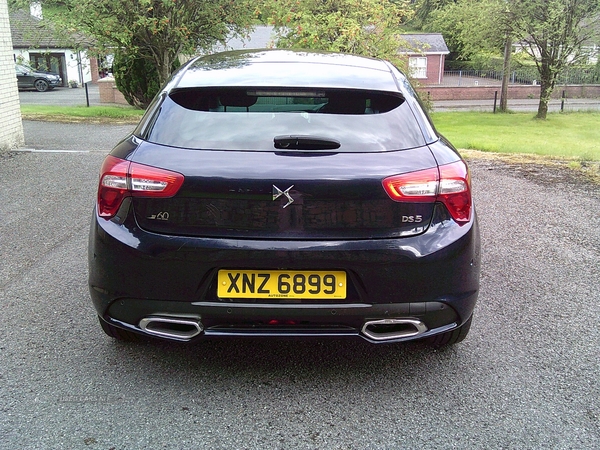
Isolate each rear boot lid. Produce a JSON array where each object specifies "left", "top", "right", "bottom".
[{"left": 130, "top": 143, "right": 438, "bottom": 240}]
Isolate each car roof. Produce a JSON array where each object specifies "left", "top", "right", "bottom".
[{"left": 174, "top": 49, "right": 401, "bottom": 92}]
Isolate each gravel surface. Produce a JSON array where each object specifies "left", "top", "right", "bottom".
[{"left": 1, "top": 122, "right": 599, "bottom": 449}]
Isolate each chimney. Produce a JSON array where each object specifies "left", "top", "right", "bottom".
[{"left": 30, "top": 2, "right": 43, "bottom": 19}]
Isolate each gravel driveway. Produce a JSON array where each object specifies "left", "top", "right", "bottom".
[{"left": 0, "top": 121, "right": 598, "bottom": 449}]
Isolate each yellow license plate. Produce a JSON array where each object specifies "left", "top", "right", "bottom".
[{"left": 217, "top": 270, "right": 347, "bottom": 299}]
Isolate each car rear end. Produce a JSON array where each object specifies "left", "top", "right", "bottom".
[{"left": 89, "top": 50, "right": 480, "bottom": 345}]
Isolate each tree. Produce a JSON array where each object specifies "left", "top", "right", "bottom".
[
  {"left": 427, "top": 0, "right": 600, "bottom": 118},
  {"left": 264, "top": 0, "right": 413, "bottom": 67},
  {"left": 426, "top": 0, "right": 519, "bottom": 112},
  {"left": 411, "top": 0, "right": 459, "bottom": 29},
  {"left": 65, "top": 0, "right": 256, "bottom": 86},
  {"left": 512, "top": 0, "right": 600, "bottom": 119},
  {"left": 13, "top": 0, "right": 258, "bottom": 106}
]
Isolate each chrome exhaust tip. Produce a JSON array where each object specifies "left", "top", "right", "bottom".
[
  {"left": 139, "top": 316, "right": 203, "bottom": 341},
  {"left": 361, "top": 319, "right": 427, "bottom": 341}
]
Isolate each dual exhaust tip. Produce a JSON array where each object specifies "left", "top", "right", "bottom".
[
  {"left": 361, "top": 319, "right": 427, "bottom": 341},
  {"left": 138, "top": 316, "right": 427, "bottom": 342},
  {"left": 139, "top": 316, "right": 203, "bottom": 341}
]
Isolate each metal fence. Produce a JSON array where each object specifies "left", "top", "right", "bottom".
[{"left": 442, "top": 68, "right": 600, "bottom": 86}]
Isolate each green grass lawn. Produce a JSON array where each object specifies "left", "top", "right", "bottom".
[
  {"left": 430, "top": 111, "right": 600, "bottom": 161},
  {"left": 21, "top": 105, "right": 144, "bottom": 122}
]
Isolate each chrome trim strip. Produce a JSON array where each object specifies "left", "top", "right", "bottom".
[{"left": 191, "top": 302, "right": 371, "bottom": 309}]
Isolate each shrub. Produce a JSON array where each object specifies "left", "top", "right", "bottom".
[{"left": 112, "top": 48, "right": 180, "bottom": 109}]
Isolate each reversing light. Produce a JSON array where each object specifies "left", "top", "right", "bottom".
[
  {"left": 382, "top": 160, "right": 472, "bottom": 225},
  {"left": 131, "top": 178, "right": 168, "bottom": 191},
  {"left": 97, "top": 156, "right": 184, "bottom": 219},
  {"left": 129, "top": 164, "right": 184, "bottom": 197},
  {"left": 382, "top": 167, "right": 439, "bottom": 203}
]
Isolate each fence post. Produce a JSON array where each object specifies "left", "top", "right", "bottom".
[
  {"left": 458, "top": 70, "right": 462, "bottom": 87},
  {"left": 494, "top": 91, "right": 498, "bottom": 113},
  {"left": 561, "top": 90, "right": 566, "bottom": 112}
]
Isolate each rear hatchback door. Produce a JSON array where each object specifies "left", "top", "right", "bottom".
[{"left": 130, "top": 87, "right": 438, "bottom": 240}]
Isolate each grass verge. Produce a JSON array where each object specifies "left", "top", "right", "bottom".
[
  {"left": 430, "top": 111, "right": 600, "bottom": 161},
  {"left": 431, "top": 111, "right": 600, "bottom": 183},
  {"left": 21, "top": 105, "right": 144, "bottom": 124}
]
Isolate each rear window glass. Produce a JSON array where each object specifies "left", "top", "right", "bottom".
[{"left": 144, "top": 88, "right": 426, "bottom": 152}]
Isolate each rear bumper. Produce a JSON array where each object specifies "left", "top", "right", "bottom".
[
  {"left": 89, "top": 203, "right": 480, "bottom": 343},
  {"left": 97, "top": 296, "right": 477, "bottom": 344}
]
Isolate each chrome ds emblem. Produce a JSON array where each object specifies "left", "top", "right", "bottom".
[{"left": 272, "top": 185, "right": 294, "bottom": 208}]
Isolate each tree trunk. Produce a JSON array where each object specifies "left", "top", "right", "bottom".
[
  {"left": 536, "top": 84, "right": 550, "bottom": 119},
  {"left": 499, "top": 34, "right": 512, "bottom": 113},
  {"left": 536, "top": 59, "right": 556, "bottom": 119},
  {"left": 158, "top": 50, "right": 172, "bottom": 86}
]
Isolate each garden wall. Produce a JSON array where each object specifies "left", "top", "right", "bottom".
[
  {"left": 98, "top": 78, "right": 128, "bottom": 105},
  {"left": 418, "top": 85, "right": 600, "bottom": 101}
]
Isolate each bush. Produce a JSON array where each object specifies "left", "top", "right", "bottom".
[
  {"left": 112, "top": 49, "right": 180, "bottom": 109},
  {"left": 112, "top": 49, "right": 161, "bottom": 109}
]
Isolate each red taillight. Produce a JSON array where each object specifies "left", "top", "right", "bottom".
[
  {"left": 438, "top": 160, "right": 472, "bottom": 224},
  {"left": 98, "top": 156, "right": 129, "bottom": 219},
  {"left": 382, "top": 160, "right": 472, "bottom": 225},
  {"left": 97, "top": 155, "right": 184, "bottom": 219}
]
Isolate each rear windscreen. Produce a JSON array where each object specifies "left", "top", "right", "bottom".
[{"left": 144, "top": 88, "right": 426, "bottom": 152}]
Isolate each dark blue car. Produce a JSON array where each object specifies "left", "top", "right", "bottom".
[{"left": 89, "top": 49, "right": 480, "bottom": 347}]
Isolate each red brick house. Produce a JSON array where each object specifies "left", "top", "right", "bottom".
[
  {"left": 400, "top": 33, "right": 450, "bottom": 85},
  {"left": 214, "top": 27, "right": 451, "bottom": 85}
]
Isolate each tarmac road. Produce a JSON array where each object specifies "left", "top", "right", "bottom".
[
  {"left": 18, "top": 84, "right": 101, "bottom": 106},
  {"left": 432, "top": 97, "right": 600, "bottom": 112},
  {"left": 20, "top": 119, "right": 134, "bottom": 153},
  {"left": 0, "top": 121, "right": 599, "bottom": 448}
]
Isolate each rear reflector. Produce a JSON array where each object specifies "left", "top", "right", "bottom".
[
  {"left": 98, "top": 155, "right": 184, "bottom": 219},
  {"left": 382, "top": 160, "right": 472, "bottom": 225}
]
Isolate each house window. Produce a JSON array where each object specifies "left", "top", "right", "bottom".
[{"left": 409, "top": 57, "right": 427, "bottom": 79}]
